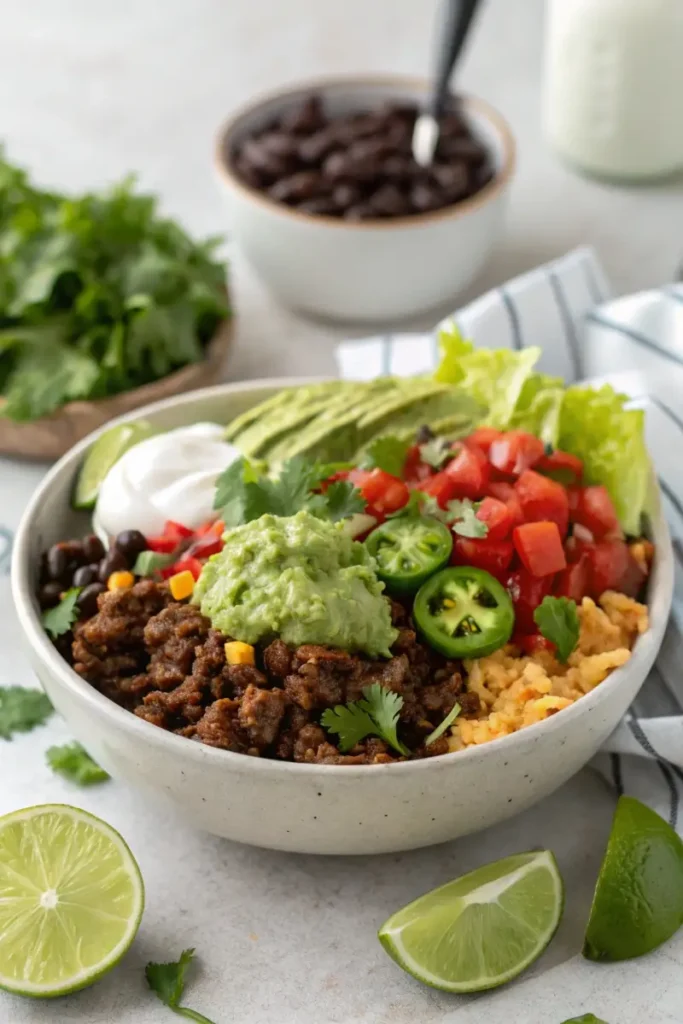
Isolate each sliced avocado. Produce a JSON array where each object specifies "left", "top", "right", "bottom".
[
  {"left": 355, "top": 389, "right": 484, "bottom": 457},
  {"left": 233, "top": 382, "right": 351, "bottom": 458},
  {"left": 224, "top": 381, "right": 344, "bottom": 447}
]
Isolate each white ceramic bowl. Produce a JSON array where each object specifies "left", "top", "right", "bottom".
[
  {"left": 12, "top": 380, "right": 673, "bottom": 855},
  {"left": 214, "top": 77, "right": 516, "bottom": 323}
]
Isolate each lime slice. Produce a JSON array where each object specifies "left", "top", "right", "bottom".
[
  {"left": 583, "top": 795, "right": 683, "bottom": 962},
  {"left": 378, "top": 849, "right": 563, "bottom": 993},
  {"left": 0, "top": 804, "right": 144, "bottom": 997},
  {"left": 73, "top": 419, "right": 155, "bottom": 510}
]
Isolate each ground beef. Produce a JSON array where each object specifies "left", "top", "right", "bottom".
[{"left": 66, "top": 580, "right": 477, "bottom": 764}]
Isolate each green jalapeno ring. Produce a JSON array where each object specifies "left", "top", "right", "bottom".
[
  {"left": 365, "top": 516, "right": 453, "bottom": 595},
  {"left": 413, "top": 566, "right": 515, "bottom": 659}
]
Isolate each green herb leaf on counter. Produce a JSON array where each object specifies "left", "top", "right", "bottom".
[
  {"left": 41, "top": 587, "right": 81, "bottom": 639},
  {"left": 133, "top": 550, "right": 176, "bottom": 576},
  {"left": 46, "top": 742, "right": 109, "bottom": 785},
  {"left": 424, "top": 703, "right": 461, "bottom": 747},
  {"left": 560, "top": 1016, "right": 609, "bottom": 1023},
  {"left": 534, "top": 596, "right": 580, "bottom": 663},
  {"left": 0, "top": 687, "right": 53, "bottom": 740},
  {"left": 447, "top": 499, "right": 488, "bottom": 538},
  {"left": 146, "top": 948, "right": 216, "bottom": 1024},
  {"left": 321, "top": 683, "right": 410, "bottom": 756},
  {"left": 418, "top": 437, "right": 452, "bottom": 469},
  {"left": 360, "top": 435, "right": 410, "bottom": 477}
]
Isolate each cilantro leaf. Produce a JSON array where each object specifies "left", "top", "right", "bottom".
[
  {"left": 133, "top": 550, "right": 175, "bottom": 576},
  {"left": 561, "top": 1017, "right": 608, "bottom": 1024},
  {"left": 320, "top": 480, "right": 365, "bottom": 522},
  {"left": 418, "top": 437, "right": 452, "bottom": 469},
  {"left": 447, "top": 499, "right": 488, "bottom": 538},
  {"left": 0, "top": 687, "right": 53, "bottom": 740},
  {"left": 533, "top": 596, "right": 580, "bottom": 663},
  {"left": 42, "top": 587, "right": 81, "bottom": 639},
  {"left": 387, "top": 490, "right": 449, "bottom": 522},
  {"left": 361, "top": 436, "right": 409, "bottom": 477},
  {"left": 46, "top": 741, "right": 109, "bottom": 785},
  {"left": 146, "top": 948, "right": 216, "bottom": 1023},
  {"left": 321, "top": 683, "right": 410, "bottom": 756},
  {"left": 424, "top": 702, "right": 461, "bottom": 747}
]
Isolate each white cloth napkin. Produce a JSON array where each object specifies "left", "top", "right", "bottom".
[{"left": 337, "top": 247, "right": 683, "bottom": 834}]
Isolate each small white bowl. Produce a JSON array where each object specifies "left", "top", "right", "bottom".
[
  {"left": 214, "top": 76, "right": 516, "bottom": 323},
  {"left": 12, "top": 380, "right": 673, "bottom": 856}
]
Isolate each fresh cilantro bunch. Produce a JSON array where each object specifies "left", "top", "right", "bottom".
[
  {"left": 0, "top": 154, "right": 229, "bottom": 421},
  {"left": 214, "top": 456, "right": 365, "bottom": 528}
]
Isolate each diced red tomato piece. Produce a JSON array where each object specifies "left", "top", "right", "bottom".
[
  {"left": 488, "top": 431, "right": 545, "bottom": 477},
  {"left": 163, "top": 520, "right": 194, "bottom": 541},
  {"left": 537, "top": 448, "right": 583, "bottom": 484},
  {"left": 195, "top": 519, "right": 224, "bottom": 537},
  {"left": 488, "top": 481, "right": 524, "bottom": 527},
  {"left": 555, "top": 552, "right": 590, "bottom": 602},
  {"left": 403, "top": 444, "right": 433, "bottom": 484},
  {"left": 505, "top": 569, "right": 553, "bottom": 632},
  {"left": 451, "top": 536, "right": 514, "bottom": 577},
  {"left": 588, "top": 539, "right": 645, "bottom": 598},
  {"left": 146, "top": 535, "right": 178, "bottom": 554},
  {"left": 476, "top": 496, "right": 514, "bottom": 541},
  {"left": 514, "top": 633, "right": 556, "bottom": 657},
  {"left": 187, "top": 534, "right": 223, "bottom": 560},
  {"left": 572, "top": 485, "right": 620, "bottom": 539},
  {"left": 348, "top": 469, "right": 410, "bottom": 517},
  {"left": 419, "top": 470, "right": 459, "bottom": 508},
  {"left": 165, "top": 556, "right": 203, "bottom": 582},
  {"left": 515, "top": 470, "right": 569, "bottom": 537},
  {"left": 444, "top": 443, "right": 490, "bottom": 499},
  {"left": 465, "top": 427, "right": 501, "bottom": 453},
  {"left": 513, "top": 521, "right": 567, "bottom": 577}
]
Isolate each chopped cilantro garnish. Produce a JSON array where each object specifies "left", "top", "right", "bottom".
[
  {"left": 360, "top": 436, "right": 410, "bottom": 477},
  {"left": 447, "top": 499, "right": 488, "bottom": 538},
  {"left": 0, "top": 686, "right": 53, "bottom": 740},
  {"left": 46, "top": 742, "right": 109, "bottom": 785},
  {"left": 321, "top": 683, "right": 410, "bottom": 756},
  {"left": 533, "top": 596, "right": 580, "bottom": 663},
  {"left": 146, "top": 948, "right": 216, "bottom": 1023},
  {"left": 418, "top": 437, "right": 453, "bottom": 469},
  {"left": 41, "top": 587, "right": 81, "bottom": 638}
]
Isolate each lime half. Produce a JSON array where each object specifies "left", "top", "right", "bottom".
[
  {"left": 0, "top": 804, "right": 144, "bottom": 998},
  {"left": 583, "top": 795, "right": 683, "bottom": 962},
  {"left": 378, "top": 849, "right": 563, "bottom": 993},
  {"left": 73, "top": 420, "right": 155, "bottom": 510}
]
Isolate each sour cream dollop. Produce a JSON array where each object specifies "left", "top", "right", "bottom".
[{"left": 94, "top": 423, "right": 242, "bottom": 539}]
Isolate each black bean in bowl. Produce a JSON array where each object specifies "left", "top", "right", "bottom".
[{"left": 230, "top": 94, "right": 494, "bottom": 221}]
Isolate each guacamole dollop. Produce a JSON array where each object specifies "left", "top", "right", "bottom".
[{"left": 193, "top": 510, "right": 398, "bottom": 657}]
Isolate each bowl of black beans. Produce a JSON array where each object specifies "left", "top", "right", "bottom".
[{"left": 215, "top": 76, "right": 515, "bottom": 323}]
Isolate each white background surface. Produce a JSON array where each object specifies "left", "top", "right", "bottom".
[{"left": 1, "top": 1, "right": 683, "bottom": 1021}]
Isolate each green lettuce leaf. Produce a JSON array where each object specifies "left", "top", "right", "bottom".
[
  {"left": 509, "top": 372, "right": 565, "bottom": 446},
  {"left": 558, "top": 385, "right": 649, "bottom": 536}
]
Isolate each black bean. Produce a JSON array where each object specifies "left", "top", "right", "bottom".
[
  {"left": 332, "top": 182, "right": 363, "bottom": 210},
  {"left": 431, "top": 162, "right": 470, "bottom": 201},
  {"left": 410, "top": 182, "right": 443, "bottom": 213},
  {"left": 114, "top": 530, "right": 147, "bottom": 559},
  {"left": 296, "top": 197, "right": 338, "bottom": 216},
  {"left": 280, "top": 95, "right": 326, "bottom": 135},
  {"left": 39, "top": 581, "right": 64, "bottom": 609},
  {"left": 298, "top": 130, "right": 337, "bottom": 164},
  {"left": 268, "top": 170, "right": 325, "bottom": 204},
  {"left": 98, "top": 549, "right": 128, "bottom": 583},
  {"left": 73, "top": 564, "right": 99, "bottom": 588},
  {"left": 46, "top": 544, "right": 68, "bottom": 581},
  {"left": 82, "top": 534, "right": 106, "bottom": 563},
  {"left": 367, "top": 183, "right": 409, "bottom": 217},
  {"left": 77, "top": 582, "right": 106, "bottom": 618},
  {"left": 343, "top": 202, "right": 376, "bottom": 222}
]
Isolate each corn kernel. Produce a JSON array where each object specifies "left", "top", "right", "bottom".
[
  {"left": 169, "top": 569, "right": 196, "bottom": 601},
  {"left": 224, "top": 641, "right": 255, "bottom": 666},
  {"left": 107, "top": 570, "right": 135, "bottom": 591},
  {"left": 443, "top": 598, "right": 456, "bottom": 608}
]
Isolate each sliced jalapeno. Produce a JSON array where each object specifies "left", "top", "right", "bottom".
[
  {"left": 365, "top": 516, "right": 453, "bottom": 595},
  {"left": 413, "top": 566, "right": 514, "bottom": 659}
]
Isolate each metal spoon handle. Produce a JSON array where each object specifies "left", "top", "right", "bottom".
[{"left": 429, "top": 0, "right": 484, "bottom": 119}]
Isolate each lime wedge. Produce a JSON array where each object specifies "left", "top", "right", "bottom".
[
  {"left": 0, "top": 804, "right": 144, "bottom": 997},
  {"left": 378, "top": 849, "right": 563, "bottom": 993},
  {"left": 583, "top": 795, "right": 683, "bottom": 962},
  {"left": 73, "top": 420, "right": 155, "bottom": 510}
]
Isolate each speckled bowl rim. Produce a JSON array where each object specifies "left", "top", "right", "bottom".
[
  {"left": 214, "top": 74, "right": 517, "bottom": 231},
  {"left": 12, "top": 377, "right": 674, "bottom": 778}
]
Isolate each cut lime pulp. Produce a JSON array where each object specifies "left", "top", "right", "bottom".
[
  {"left": 73, "top": 420, "right": 155, "bottom": 510},
  {"left": 583, "top": 795, "right": 683, "bottom": 962},
  {"left": 378, "top": 849, "right": 563, "bottom": 993},
  {"left": 0, "top": 804, "right": 144, "bottom": 997}
]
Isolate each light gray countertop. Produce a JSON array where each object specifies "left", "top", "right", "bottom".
[{"left": 1, "top": 2, "right": 682, "bottom": 1021}]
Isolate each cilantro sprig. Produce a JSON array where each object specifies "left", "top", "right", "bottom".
[
  {"left": 418, "top": 437, "right": 453, "bottom": 469},
  {"left": 46, "top": 742, "right": 109, "bottom": 785},
  {"left": 0, "top": 686, "right": 53, "bottom": 740},
  {"left": 321, "top": 683, "right": 410, "bottom": 756},
  {"left": 146, "top": 948, "right": 216, "bottom": 1023},
  {"left": 360, "top": 435, "right": 409, "bottom": 477},
  {"left": 214, "top": 456, "right": 364, "bottom": 528},
  {"left": 534, "top": 596, "right": 580, "bottom": 663},
  {"left": 42, "top": 587, "right": 81, "bottom": 638},
  {"left": 388, "top": 492, "right": 488, "bottom": 538}
]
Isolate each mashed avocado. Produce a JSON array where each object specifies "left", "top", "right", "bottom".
[{"left": 193, "top": 510, "right": 398, "bottom": 657}]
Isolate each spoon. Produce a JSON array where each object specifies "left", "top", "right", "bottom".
[{"left": 412, "top": 0, "right": 485, "bottom": 168}]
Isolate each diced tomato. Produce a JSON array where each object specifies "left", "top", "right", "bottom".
[
  {"left": 513, "top": 521, "right": 567, "bottom": 577},
  {"left": 419, "top": 470, "right": 459, "bottom": 508},
  {"left": 444, "top": 443, "right": 490, "bottom": 499},
  {"left": 488, "top": 431, "right": 545, "bottom": 477},
  {"left": 476, "top": 496, "right": 514, "bottom": 541},
  {"left": 164, "top": 556, "right": 203, "bottom": 582},
  {"left": 537, "top": 448, "right": 583, "bottom": 484},
  {"left": 515, "top": 470, "right": 569, "bottom": 536},
  {"left": 588, "top": 539, "right": 645, "bottom": 598},
  {"left": 187, "top": 534, "right": 223, "bottom": 560},
  {"left": 451, "top": 536, "right": 514, "bottom": 577},
  {"left": 319, "top": 470, "right": 350, "bottom": 492},
  {"left": 146, "top": 534, "right": 178, "bottom": 554},
  {"left": 195, "top": 519, "right": 225, "bottom": 537},
  {"left": 514, "top": 633, "right": 556, "bottom": 657},
  {"left": 465, "top": 427, "right": 501, "bottom": 453},
  {"left": 505, "top": 569, "right": 553, "bottom": 632},
  {"left": 163, "top": 520, "right": 194, "bottom": 541},
  {"left": 348, "top": 468, "right": 410, "bottom": 517},
  {"left": 488, "top": 481, "right": 524, "bottom": 527},
  {"left": 403, "top": 444, "right": 433, "bottom": 484},
  {"left": 555, "top": 552, "right": 590, "bottom": 602},
  {"left": 572, "top": 485, "right": 619, "bottom": 539}
]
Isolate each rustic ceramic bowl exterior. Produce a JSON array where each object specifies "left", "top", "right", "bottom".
[
  {"left": 12, "top": 381, "right": 673, "bottom": 855},
  {"left": 214, "top": 78, "right": 516, "bottom": 323}
]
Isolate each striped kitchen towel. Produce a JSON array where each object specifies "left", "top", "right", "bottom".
[{"left": 337, "top": 246, "right": 683, "bottom": 832}]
